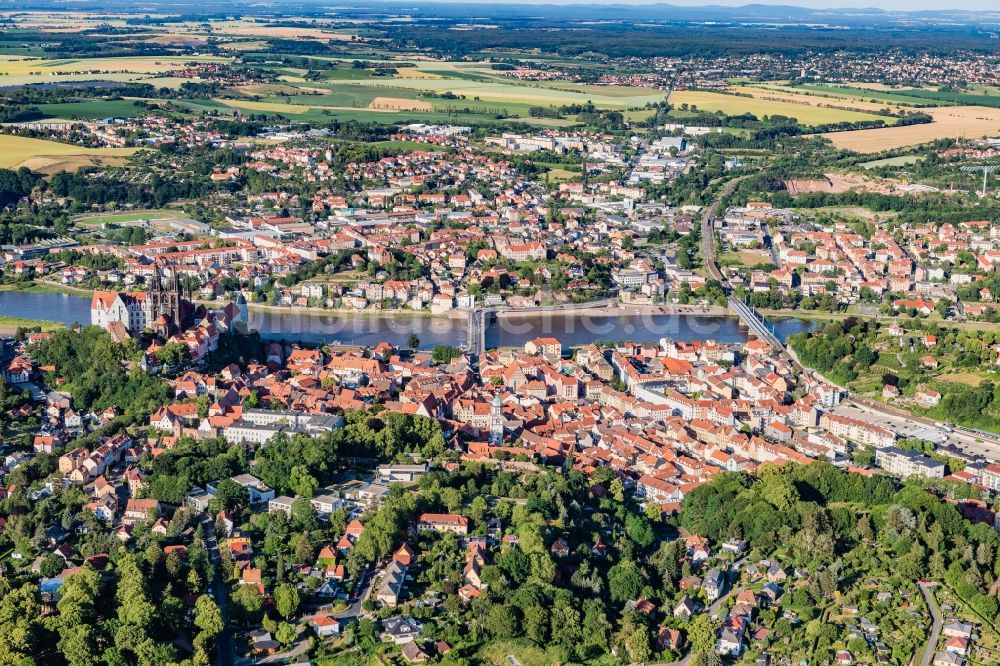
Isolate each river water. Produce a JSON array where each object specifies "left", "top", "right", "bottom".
[{"left": 0, "top": 291, "right": 815, "bottom": 349}]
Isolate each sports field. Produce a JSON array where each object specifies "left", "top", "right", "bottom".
[
  {"left": 73, "top": 209, "right": 182, "bottom": 226},
  {"left": 0, "top": 134, "right": 137, "bottom": 171},
  {"left": 668, "top": 90, "right": 893, "bottom": 126}
]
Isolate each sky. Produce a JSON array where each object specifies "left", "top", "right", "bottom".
[{"left": 486, "top": 0, "right": 998, "bottom": 11}]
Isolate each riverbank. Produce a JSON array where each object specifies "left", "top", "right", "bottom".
[
  {"left": 245, "top": 302, "right": 445, "bottom": 319},
  {"left": 0, "top": 315, "right": 64, "bottom": 336},
  {"left": 4, "top": 281, "right": 729, "bottom": 321},
  {"left": 498, "top": 303, "right": 727, "bottom": 318},
  {"left": 0, "top": 281, "right": 89, "bottom": 296},
  {"left": 760, "top": 308, "right": 1000, "bottom": 332}
]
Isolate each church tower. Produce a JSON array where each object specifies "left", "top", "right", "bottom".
[{"left": 489, "top": 394, "right": 503, "bottom": 445}]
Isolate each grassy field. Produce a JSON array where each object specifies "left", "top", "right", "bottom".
[
  {"left": 936, "top": 372, "right": 988, "bottom": 387},
  {"left": 0, "top": 315, "right": 64, "bottom": 334},
  {"left": 478, "top": 640, "right": 573, "bottom": 666},
  {"left": 37, "top": 98, "right": 145, "bottom": 120},
  {"left": 668, "top": 89, "right": 893, "bottom": 126},
  {"left": 719, "top": 249, "right": 773, "bottom": 267},
  {"left": 351, "top": 75, "right": 664, "bottom": 109},
  {"left": 0, "top": 134, "right": 137, "bottom": 170},
  {"left": 74, "top": 208, "right": 183, "bottom": 225},
  {"left": 821, "top": 105, "right": 1000, "bottom": 153},
  {"left": 859, "top": 155, "right": 926, "bottom": 168}
]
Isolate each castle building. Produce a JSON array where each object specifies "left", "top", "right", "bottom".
[{"left": 91, "top": 269, "right": 192, "bottom": 336}]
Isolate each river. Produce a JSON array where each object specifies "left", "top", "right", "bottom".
[{"left": 0, "top": 291, "right": 815, "bottom": 349}]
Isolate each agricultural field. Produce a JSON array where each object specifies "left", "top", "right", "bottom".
[
  {"left": 0, "top": 54, "right": 224, "bottom": 77},
  {"left": 167, "top": 19, "right": 358, "bottom": 42},
  {"left": 35, "top": 98, "right": 146, "bottom": 120},
  {"left": 820, "top": 105, "right": 1000, "bottom": 153},
  {"left": 772, "top": 82, "right": 944, "bottom": 107},
  {"left": 0, "top": 54, "right": 225, "bottom": 88},
  {"left": 733, "top": 84, "right": 906, "bottom": 114},
  {"left": 354, "top": 77, "right": 663, "bottom": 108},
  {"left": 0, "top": 134, "right": 138, "bottom": 172},
  {"left": 667, "top": 89, "right": 893, "bottom": 126}
]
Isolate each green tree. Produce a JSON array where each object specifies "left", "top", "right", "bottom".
[
  {"left": 487, "top": 604, "right": 519, "bottom": 638},
  {"left": 688, "top": 614, "right": 718, "bottom": 656},
  {"left": 607, "top": 560, "right": 643, "bottom": 602},
  {"left": 275, "top": 622, "right": 297, "bottom": 647},
  {"left": 194, "top": 594, "right": 224, "bottom": 642},
  {"left": 431, "top": 345, "right": 462, "bottom": 364},
  {"left": 59, "top": 624, "right": 99, "bottom": 666},
  {"left": 274, "top": 583, "right": 301, "bottom": 620},
  {"left": 41, "top": 552, "right": 66, "bottom": 578},
  {"left": 0, "top": 583, "right": 41, "bottom": 663}
]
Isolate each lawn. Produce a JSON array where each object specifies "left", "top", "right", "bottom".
[
  {"left": 668, "top": 89, "right": 893, "bottom": 126},
  {"left": 0, "top": 134, "right": 137, "bottom": 170}
]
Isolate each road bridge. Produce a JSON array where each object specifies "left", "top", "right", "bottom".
[{"left": 465, "top": 297, "right": 620, "bottom": 355}]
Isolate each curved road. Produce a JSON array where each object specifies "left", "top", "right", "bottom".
[{"left": 918, "top": 582, "right": 943, "bottom": 666}]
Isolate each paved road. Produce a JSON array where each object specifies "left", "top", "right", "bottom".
[
  {"left": 918, "top": 582, "right": 943, "bottom": 666},
  {"left": 202, "top": 517, "right": 236, "bottom": 666},
  {"left": 333, "top": 567, "right": 376, "bottom": 620},
  {"left": 761, "top": 222, "right": 780, "bottom": 267}
]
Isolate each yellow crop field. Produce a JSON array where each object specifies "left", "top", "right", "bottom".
[
  {"left": 668, "top": 90, "right": 892, "bottom": 126},
  {"left": 0, "top": 55, "right": 225, "bottom": 77},
  {"left": 187, "top": 20, "right": 356, "bottom": 41},
  {"left": 214, "top": 99, "right": 311, "bottom": 114},
  {"left": 820, "top": 106, "right": 1000, "bottom": 153},
  {"left": 732, "top": 85, "right": 903, "bottom": 114},
  {"left": 355, "top": 77, "right": 663, "bottom": 109},
  {"left": 0, "top": 135, "right": 138, "bottom": 171}
]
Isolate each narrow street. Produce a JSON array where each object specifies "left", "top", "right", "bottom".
[
  {"left": 918, "top": 582, "right": 943, "bottom": 666},
  {"left": 202, "top": 517, "right": 236, "bottom": 666}
]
